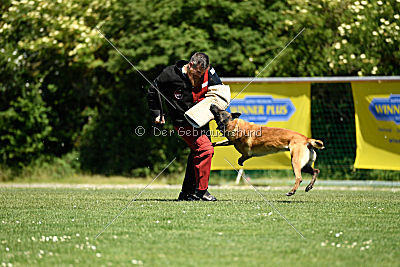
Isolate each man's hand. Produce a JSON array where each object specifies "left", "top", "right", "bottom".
[{"left": 155, "top": 115, "right": 165, "bottom": 124}]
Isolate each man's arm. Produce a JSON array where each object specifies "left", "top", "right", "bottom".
[
  {"left": 208, "top": 67, "right": 223, "bottom": 86},
  {"left": 147, "top": 76, "right": 165, "bottom": 124}
]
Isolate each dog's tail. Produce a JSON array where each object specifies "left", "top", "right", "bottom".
[{"left": 307, "top": 139, "right": 325, "bottom": 150}]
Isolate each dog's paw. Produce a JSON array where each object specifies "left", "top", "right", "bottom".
[
  {"left": 305, "top": 185, "right": 313, "bottom": 192},
  {"left": 286, "top": 191, "right": 295, "bottom": 197}
]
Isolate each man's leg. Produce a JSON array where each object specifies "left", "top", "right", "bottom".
[
  {"left": 192, "top": 134, "right": 216, "bottom": 201},
  {"left": 175, "top": 125, "right": 216, "bottom": 201},
  {"left": 181, "top": 151, "right": 196, "bottom": 194}
]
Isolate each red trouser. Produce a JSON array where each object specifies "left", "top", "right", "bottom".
[{"left": 174, "top": 126, "right": 214, "bottom": 191}]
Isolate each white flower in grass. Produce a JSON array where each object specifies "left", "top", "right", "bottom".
[
  {"left": 16, "top": 221, "right": 20, "bottom": 224},
  {"left": 91, "top": 245, "right": 96, "bottom": 250},
  {"left": 395, "top": 14, "right": 399, "bottom": 20},
  {"left": 377, "top": 1, "right": 383, "bottom": 5},
  {"left": 350, "top": 54, "right": 356, "bottom": 59},
  {"left": 52, "top": 236, "right": 58, "bottom": 242},
  {"left": 360, "top": 54, "right": 366, "bottom": 59},
  {"left": 96, "top": 253, "right": 101, "bottom": 257},
  {"left": 334, "top": 42, "right": 341, "bottom": 49},
  {"left": 5, "top": 248, "right": 9, "bottom": 252},
  {"left": 321, "top": 242, "right": 326, "bottom": 246},
  {"left": 131, "top": 259, "right": 143, "bottom": 265},
  {"left": 372, "top": 31, "right": 378, "bottom": 36},
  {"left": 336, "top": 244, "right": 341, "bottom": 247}
]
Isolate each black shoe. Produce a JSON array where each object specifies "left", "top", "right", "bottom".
[
  {"left": 177, "top": 191, "right": 200, "bottom": 201},
  {"left": 195, "top": 190, "right": 217, "bottom": 201}
]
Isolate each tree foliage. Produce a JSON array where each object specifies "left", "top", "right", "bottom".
[{"left": 1, "top": 0, "right": 399, "bottom": 176}]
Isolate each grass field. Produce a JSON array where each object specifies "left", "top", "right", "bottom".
[{"left": 1, "top": 186, "right": 399, "bottom": 266}]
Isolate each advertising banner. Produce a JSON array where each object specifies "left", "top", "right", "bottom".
[
  {"left": 352, "top": 82, "right": 400, "bottom": 170},
  {"left": 210, "top": 82, "right": 311, "bottom": 170}
]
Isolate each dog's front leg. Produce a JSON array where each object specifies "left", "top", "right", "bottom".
[
  {"left": 212, "top": 140, "right": 232, "bottom": 147},
  {"left": 238, "top": 155, "right": 251, "bottom": 166}
]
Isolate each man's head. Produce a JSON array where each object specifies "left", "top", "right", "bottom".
[{"left": 187, "top": 52, "right": 209, "bottom": 85}]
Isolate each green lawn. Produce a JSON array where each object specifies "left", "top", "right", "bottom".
[{"left": 0, "top": 187, "right": 399, "bottom": 266}]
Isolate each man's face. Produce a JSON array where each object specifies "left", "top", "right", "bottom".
[{"left": 188, "top": 63, "right": 206, "bottom": 81}]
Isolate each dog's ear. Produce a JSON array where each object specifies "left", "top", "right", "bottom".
[{"left": 231, "top": 112, "right": 241, "bottom": 119}]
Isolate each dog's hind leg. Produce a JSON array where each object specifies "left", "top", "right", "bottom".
[
  {"left": 303, "top": 148, "right": 319, "bottom": 192},
  {"left": 305, "top": 168, "right": 320, "bottom": 192},
  {"left": 287, "top": 144, "right": 306, "bottom": 196}
]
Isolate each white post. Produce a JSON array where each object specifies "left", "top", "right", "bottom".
[{"left": 235, "top": 169, "right": 244, "bottom": 184}]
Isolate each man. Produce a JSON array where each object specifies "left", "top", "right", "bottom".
[{"left": 147, "top": 52, "right": 222, "bottom": 201}]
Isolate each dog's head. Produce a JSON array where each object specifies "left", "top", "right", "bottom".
[{"left": 210, "top": 104, "right": 241, "bottom": 130}]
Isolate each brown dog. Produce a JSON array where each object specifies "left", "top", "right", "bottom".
[{"left": 210, "top": 104, "right": 325, "bottom": 196}]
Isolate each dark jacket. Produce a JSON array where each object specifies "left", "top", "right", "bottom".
[{"left": 147, "top": 60, "right": 222, "bottom": 126}]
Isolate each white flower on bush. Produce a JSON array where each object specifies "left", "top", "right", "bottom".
[{"left": 371, "top": 66, "right": 378, "bottom": 74}]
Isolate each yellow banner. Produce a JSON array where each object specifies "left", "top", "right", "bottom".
[
  {"left": 211, "top": 82, "right": 311, "bottom": 170},
  {"left": 352, "top": 82, "right": 400, "bottom": 170}
]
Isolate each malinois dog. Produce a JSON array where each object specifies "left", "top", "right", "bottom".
[{"left": 210, "top": 104, "right": 325, "bottom": 196}]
